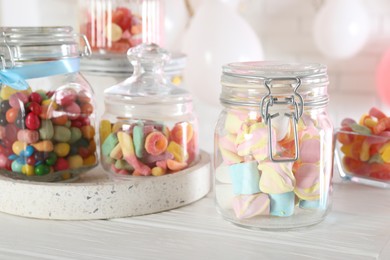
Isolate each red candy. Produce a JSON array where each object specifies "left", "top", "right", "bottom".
[
  {"left": 54, "top": 157, "right": 69, "bottom": 171},
  {"left": 27, "top": 102, "right": 42, "bottom": 115},
  {"left": 25, "top": 112, "right": 41, "bottom": 130},
  {"left": 29, "top": 92, "right": 42, "bottom": 104}
]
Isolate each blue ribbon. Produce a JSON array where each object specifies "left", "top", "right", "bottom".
[{"left": 0, "top": 58, "right": 80, "bottom": 90}]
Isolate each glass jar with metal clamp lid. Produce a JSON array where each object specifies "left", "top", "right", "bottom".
[
  {"left": 0, "top": 27, "right": 98, "bottom": 182},
  {"left": 214, "top": 61, "right": 333, "bottom": 230}
]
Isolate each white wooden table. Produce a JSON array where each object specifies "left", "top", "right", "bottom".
[
  {"left": 0, "top": 102, "right": 389, "bottom": 259},
  {"left": 0, "top": 169, "right": 389, "bottom": 260}
]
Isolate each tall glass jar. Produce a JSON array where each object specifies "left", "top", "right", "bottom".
[
  {"left": 214, "top": 62, "right": 333, "bottom": 230},
  {"left": 79, "top": 0, "right": 163, "bottom": 54},
  {"left": 100, "top": 43, "right": 199, "bottom": 177},
  {"left": 0, "top": 27, "right": 98, "bottom": 182}
]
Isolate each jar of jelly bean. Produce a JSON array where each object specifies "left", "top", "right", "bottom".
[
  {"left": 100, "top": 43, "right": 199, "bottom": 177},
  {"left": 0, "top": 27, "right": 98, "bottom": 182},
  {"left": 214, "top": 62, "right": 333, "bottom": 230},
  {"left": 79, "top": 0, "right": 163, "bottom": 54}
]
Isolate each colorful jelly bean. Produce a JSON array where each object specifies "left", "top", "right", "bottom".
[{"left": 0, "top": 85, "right": 97, "bottom": 181}]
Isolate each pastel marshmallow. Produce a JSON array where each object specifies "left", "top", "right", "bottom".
[
  {"left": 224, "top": 110, "right": 247, "bottom": 134},
  {"left": 258, "top": 161, "right": 295, "bottom": 194},
  {"left": 299, "top": 200, "right": 320, "bottom": 209},
  {"left": 228, "top": 160, "right": 260, "bottom": 195},
  {"left": 219, "top": 147, "right": 243, "bottom": 165},
  {"left": 236, "top": 122, "right": 276, "bottom": 161},
  {"left": 300, "top": 138, "right": 321, "bottom": 163},
  {"left": 294, "top": 163, "right": 320, "bottom": 200},
  {"left": 269, "top": 191, "right": 295, "bottom": 217},
  {"left": 232, "top": 193, "right": 270, "bottom": 219}
]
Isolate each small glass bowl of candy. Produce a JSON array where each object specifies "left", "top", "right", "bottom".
[{"left": 335, "top": 110, "right": 390, "bottom": 188}]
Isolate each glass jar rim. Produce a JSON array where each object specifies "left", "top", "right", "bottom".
[
  {"left": 0, "top": 26, "right": 89, "bottom": 66},
  {"left": 220, "top": 61, "right": 329, "bottom": 108}
]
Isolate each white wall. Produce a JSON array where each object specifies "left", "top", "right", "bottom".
[
  {"left": 0, "top": 0, "right": 78, "bottom": 29},
  {"left": 1, "top": 0, "right": 390, "bottom": 125},
  {"left": 239, "top": 0, "right": 390, "bottom": 124}
]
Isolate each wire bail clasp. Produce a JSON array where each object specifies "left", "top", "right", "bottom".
[{"left": 260, "top": 77, "right": 304, "bottom": 162}]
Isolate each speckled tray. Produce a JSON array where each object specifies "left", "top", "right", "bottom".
[{"left": 0, "top": 151, "right": 211, "bottom": 220}]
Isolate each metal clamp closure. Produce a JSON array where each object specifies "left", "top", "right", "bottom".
[{"left": 260, "top": 77, "right": 304, "bottom": 162}]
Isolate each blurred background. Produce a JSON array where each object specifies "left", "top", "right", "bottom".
[{"left": 1, "top": 0, "right": 390, "bottom": 128}]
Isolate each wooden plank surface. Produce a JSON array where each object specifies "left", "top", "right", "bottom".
[{"left": 0, "top": 181, "right": 388, "bottom": 260}]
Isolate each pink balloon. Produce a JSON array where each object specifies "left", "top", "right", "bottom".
[{"left": 376, "top": 48, "right": 390, "bottom": 105}]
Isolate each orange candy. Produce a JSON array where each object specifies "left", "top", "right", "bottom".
[
  {"left": 170, "top": 122, "right": 194, "bottom": 144},
  {"left": 81, "top": 103, "right": 94, "bottom": 116},
  {"left": 52, "top": 115, "right": 68, "bottom": 125},
  {"left": 81, "top": 125, "right": 95, "bottom": 140},
  {"left": 5, "top": 107, "right": 19, "bottom": 123}
]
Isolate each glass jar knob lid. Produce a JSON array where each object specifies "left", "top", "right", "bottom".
[{"left": 104, "top": 43, "right": 190, "bottom": 103}]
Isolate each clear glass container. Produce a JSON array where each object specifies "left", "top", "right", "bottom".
[
  {"left": 80, "top": 52, "right": 186, "bottom": 119},
  {"left": 335, "top": 107, "right": 390, "bottom": 188},
  {"left": 100, "top": 43, "right": 198, "bottom": 177},
  {"left": 214, "top": 61, "right": 333, "bottom": 230},
  {"left": 0, "top": 27, "right": 98, "bottom": 182},
  {"left": 79, "top": 0, "right": 163, "bottom": 54}
]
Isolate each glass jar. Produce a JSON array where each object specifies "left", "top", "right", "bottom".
[
  {"left": 80, "top": 52, "right": 186, "bottom": 119},
  {"left": 0, "top": 27, "right": 98, "bottom": 182},
  {"left": 79, "top": 0, "right": 163, "bottom": 54},
  {"left": 214, "top": 62, "right": 333, "bottom": 230},
  {"left": 100, "top": 43, "right": 198, "bottom": 177}
]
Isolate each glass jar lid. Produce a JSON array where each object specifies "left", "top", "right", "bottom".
[
  {"left": 220, "top": 61, "right": 329, "bottom": 108},
  {"left": 0, "top": 26, "right": 90, "bottom": 67},
  {"left": 104, "top": 43, "right": 191, "bottom": 106}
]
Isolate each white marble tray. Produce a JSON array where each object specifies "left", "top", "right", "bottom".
[{"left": 0, "top": 151, "right": 211, "bottom": 220}]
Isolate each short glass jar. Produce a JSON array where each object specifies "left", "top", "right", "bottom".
[
  {"left": 0, "top": 27, "right": 98, "bottom": 182},
  {"left": 79, "top": 0, "right": 163, "bottom": 54},
  {"left": 214, "top": 62, "right": 333, "bottom": 230},
  {"left": 100, "top": 43, "right": 198, "bottom": 177}
]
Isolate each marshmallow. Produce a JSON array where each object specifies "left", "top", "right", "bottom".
[
  {"left": 236, "top": 122, "right": 276, "bottom": 161},
  {"left": 232, "top": 193, "right": 270, "bottom": 219},
  {"left": 224, "top": 110, "right": 247, "bottom": 134},
  {"left": 258, "top": 161, "right": 295, "bottom": 194},
  {"left": 229, "top": 160, "right": 261, "bottom": 195},
  {"left": 294, "top": 163, "right": 320, "bottom": 200},
  {"left": 300, "top": 138, "right": 321, "bottom": 163},
  {"left": 299, "top": 200, "right": 320, "bottom": 209},
  {"left": 269, "top": 191, "right": 295, "bottom": 217}
]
